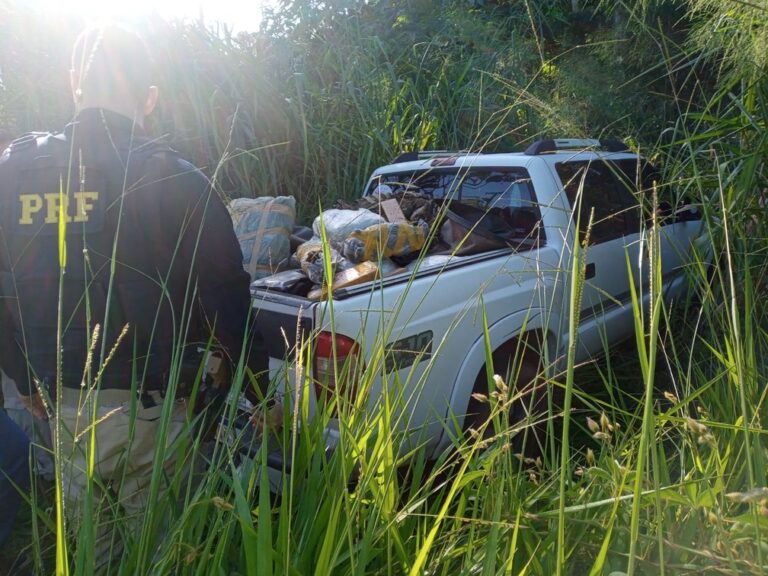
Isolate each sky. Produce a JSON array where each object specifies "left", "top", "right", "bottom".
[{"left": 26, "top": 0, "right": 265, "bottom": 32}]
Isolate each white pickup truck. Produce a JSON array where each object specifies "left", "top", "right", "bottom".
[{"left": 247, "top": 138, "right": 706, "bottom": 460}]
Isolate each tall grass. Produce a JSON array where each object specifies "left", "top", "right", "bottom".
[{"left": 7, "top": 181, "right": 767, "bottom": 575}]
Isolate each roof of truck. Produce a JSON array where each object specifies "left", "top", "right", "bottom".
[{"left": 374, "top": 139, "right": 641, "bottom": 175}]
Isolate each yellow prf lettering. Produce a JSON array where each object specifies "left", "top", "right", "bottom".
[
  {"left": 18, "top": 191, "right": 99, "bottom": 225},
  {"left": 73, "top": 191, "right": 99, "bottom": 223},
  {"left": 19, "top": 195, "right": 43, "bottom": 225},
  {"left": 44, "top": 193, "right": 72, "bottom": 224}
]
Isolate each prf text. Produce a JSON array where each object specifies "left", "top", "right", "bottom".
[{"left": 18, "top": 192, "right": 99, "bottom": 225}]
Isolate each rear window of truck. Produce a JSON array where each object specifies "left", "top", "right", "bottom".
[{"left": 366, "top": 167, "right": 538, "bottom": 211}]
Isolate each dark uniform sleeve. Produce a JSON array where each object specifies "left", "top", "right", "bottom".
[
  {"left": 150, "top": 157, "right": 268, "bottom": 390},
  {"left": 183, "top": 175, "right": 250, "bottom": 352}
]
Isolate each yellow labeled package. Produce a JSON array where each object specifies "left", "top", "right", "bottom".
[{"left": 341, "top": 222, "right": 428, "bottom": 263}]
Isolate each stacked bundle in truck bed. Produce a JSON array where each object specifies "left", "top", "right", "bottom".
[
  {"left": 247, "top": 190, "right": 517, "bottom": 299},
  {"left": 250, "top": 193, "right": 432, "bottom": 298},
  {"left": 229, "top": 196, "right": 296, "bottom": 280}
]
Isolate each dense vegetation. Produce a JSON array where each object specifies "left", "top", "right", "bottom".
[
  {"left": 1, "top": 0, "right": 767, "bottom": 574},
  {"left": 1, "top": 0, "right": 701, "bottom": 216}
]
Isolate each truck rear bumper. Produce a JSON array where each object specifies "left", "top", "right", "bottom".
[{"left": 218, "top": 395, "right": 340, "bottom": 493}]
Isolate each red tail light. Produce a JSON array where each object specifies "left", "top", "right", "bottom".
[{"left": 314, "top": 331, "right": 361, "bottom": 403}]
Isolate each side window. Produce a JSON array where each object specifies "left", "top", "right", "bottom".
[
  {"left": 613, "top": 160, "right": 702, "bottom": 226},
  {"left": 613, "top": 159, "right": 676, "bottom": 225},
  {"left": 556, "top": 160, "right": 641, "bottom": 245},
  {"left": 459, "top": 169, "right": 543, "bottom": 241}
]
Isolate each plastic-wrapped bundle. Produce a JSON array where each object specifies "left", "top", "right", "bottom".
[
  {"left": 312, "top": 209, "right": 385, "bottom": 248},
  {"left": 341, "top": 221, "right": 429, "bottom": 263},
  {"left": 340, "top": 190, "right": 439, "bottom": 225},
  {"left": 295, "top": 240, "right": 354, "bottom": 285},
  {"left": 251, "top": 270, "right": 314, "bottom": 296},
  {"left": 229, "top": 196, "right": 296, "bottom": 280}
]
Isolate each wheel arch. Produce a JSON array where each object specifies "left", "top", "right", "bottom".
[{"left": 433, "top": 308, "right": 556, "bottom": 454}]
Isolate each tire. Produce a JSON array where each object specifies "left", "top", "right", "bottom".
[{"left": 462, "top": 332, "right": 548, "bottom": 457}]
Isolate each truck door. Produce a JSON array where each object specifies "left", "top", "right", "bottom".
[
  {"left": 631, "top": 165, "right": 704, "bottom": 305},
  {"left": 555, "top": 159, "right": 644, "bottom": 358}
]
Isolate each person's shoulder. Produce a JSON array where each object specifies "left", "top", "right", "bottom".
[
  {"left": 8, "top": 131, "right": 52, "bottom": 151},
  {"left": 171, "top": 155, "right": 208, "bottom": 183},
  {"left": 139, "top": 144, "right": 215, "bottom": 208},
  {"left": 0, "top": 131, "right": 65, "bottom": 180},
  {"left": 143, "top": 143, "right": 207, "bottom": 181},
  {"left": 12, "top": 131, "right": 65, "bottom": 151}
]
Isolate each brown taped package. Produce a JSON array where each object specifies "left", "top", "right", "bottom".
[{"left": 307, "top": 261, "right": 379, "bottom": 300}]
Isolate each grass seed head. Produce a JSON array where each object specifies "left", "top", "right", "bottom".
[
  {"left": 592, "top": 431, "right": 612, "bottom": 442},
  {"left": 492, "top": 374, "right": 508, "bottom": 394},
  {"left": 697, "top": 433, "right": 716, "bottom": 447},
  {"left": 600, "top": 411, "right": 613, "bottom": 432},
  {"left": 185, "top": 549, "right": 199, "bottom": 565},
  {"left": 726, "top": 487, "right": 768, "bottom": 504},
  {"left": 212, "top": 496, "right": 234, "bottom": 511},
  {"left": 686, "top": 416, "right": 709, "bottom": 436}
]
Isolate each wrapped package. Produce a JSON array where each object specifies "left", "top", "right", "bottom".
[
  {"left": 307, "top": 262, "right": 380, "bottom": 301},
  {"left": 312, "top": 209, "right": 385, "bottom": 248},
  {"left": 341, "top": 221, "right": 429, "bottom": 263},
  {"left": 334, "top": 261, "right": 379, "bottom": 287},
  {"left": 295, "top": 240, "right": 353, "bottom": 285},
  {"left": 307, "top": 286, "right": 324, "bottom": 301},
  {"left": 229, "top": 196, "right": 296, "bottom": 280},
  {"left": 251, "top": 270, "right": 314, "bottom": 296}
]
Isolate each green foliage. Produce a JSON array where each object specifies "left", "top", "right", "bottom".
[{"left": 1, "top": 0, "right": 689, "bottom": 218}]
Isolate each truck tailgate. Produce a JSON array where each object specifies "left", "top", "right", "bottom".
[{"left": 251, "top": 291, "right": 317, "bottom": 361}]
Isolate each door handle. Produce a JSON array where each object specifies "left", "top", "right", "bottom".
[{"left": 585, "top": 263, "right": 596, "bottom": 279}]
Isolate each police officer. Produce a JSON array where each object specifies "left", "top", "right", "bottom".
[{"left": 0, "top": 24, "right": 262, "bottom": 548}]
